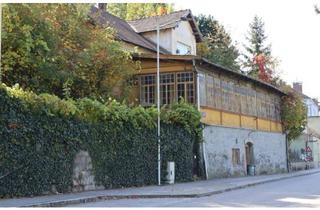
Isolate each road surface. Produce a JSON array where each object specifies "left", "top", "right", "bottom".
[{"left": 69, "top": 172, "right": 320, "bottom": 207}]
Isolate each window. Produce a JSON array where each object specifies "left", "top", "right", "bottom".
[
  {"left": 140, "top": 75, "right": 155, "bottom": 106},
  {"left": 232, "top": 148, "right": 241, "bottom": 165},
  {"left": 140, "top": 72, "right": 195, "bottom": 106},
  {"left": 160, "top": 73, "right": 175, "bottom": 105},
  {"left": 176, "top": 42, "right": 191, "bottom": 55},
  {"left": 177, "top": 72, "right": 194, "bottom": 103}
]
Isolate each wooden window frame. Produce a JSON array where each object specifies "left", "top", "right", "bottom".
[{"left": 176, "top": 72, "right": 195, "bottom": 104}]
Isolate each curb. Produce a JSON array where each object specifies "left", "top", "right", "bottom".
[{"left": 23, "top": 170, "right": 320, "bottom": 207}]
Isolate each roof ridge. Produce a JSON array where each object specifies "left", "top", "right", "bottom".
[{"left": 128, "top": 9, "right": 190, "bottom": 22}]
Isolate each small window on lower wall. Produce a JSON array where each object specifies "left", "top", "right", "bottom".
[{"left": 232, "top": 148, "right": 240, "bottom": 165}]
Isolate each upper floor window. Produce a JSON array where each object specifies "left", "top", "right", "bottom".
[
  {"left": 139, "top": 72, "right": 195, "bottom": 106},
  {"left": 176, "top": 42, "right": 191, "bottom": 55}
]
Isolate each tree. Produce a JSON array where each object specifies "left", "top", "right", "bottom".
[
  {"left": 281, "top": 89, "right": 307, "bottom": 141},
  {"left": 1, "top": 4, "right": 137, "bottom": 100},
  {"left": 241, "top": 16, "right": 279, "bottom": 83},
  {"left": 107, "top": 3, "right": 174, "bottom": 20},
  {"left": 195, "top": 14, "right": 240, "bottom": 71},
  {"left": 315, "top": 5, "right": 320, "bottom": 14}
]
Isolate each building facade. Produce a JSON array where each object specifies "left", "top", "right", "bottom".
[
  {"left": 290, "top": 82, "right": 320, "bottom": 170},
  {"left": 91, "top": 5, "right": 288, "bottom": 179}
]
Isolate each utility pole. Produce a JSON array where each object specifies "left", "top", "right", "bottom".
[
  {"left": 0, "top": 3, "right": 2, "bottom": 83},
  {"left": 156, "top": 17, "right": 161, "bottom": 186}
]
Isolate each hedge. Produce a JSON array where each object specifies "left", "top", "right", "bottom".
[{"left": 0, "top": 84, "right": 202, "bottom": 198}]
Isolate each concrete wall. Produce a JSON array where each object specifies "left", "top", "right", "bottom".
[{"left": 203, "top": 125, "right": 287, "bottom": 179}]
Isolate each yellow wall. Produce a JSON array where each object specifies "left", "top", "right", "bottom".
[
  {"left": 222, "top": 112, "right": 240, "bottom": 127},
  {"left": 258, "top": 118, "right": 271, "bottom": 131},
  {"left": 201, "top": 107, "right": 282, "bottom": 133},
  {"left": 201, "top": 108, "right": 221, "bottom": 125},
  {"left": 241, "top": 116, "right": 257, "bottom": 130},
  {"left": 276, "top": 122, "right": 283, "bottom": 132}
]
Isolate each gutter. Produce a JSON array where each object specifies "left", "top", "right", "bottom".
[{"left": 192, "top": 58, "right": 208, "bottom": 180}]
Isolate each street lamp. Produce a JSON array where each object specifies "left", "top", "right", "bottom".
[
  {"left": 0, "top": 3, "right": 2, "bottom": 83},
  {"left": 285, "top": 130, "right": 290, "bottom": 172},
  {"left": 156, "top": 17, "right": 184, "bottom": 186},
  {"left": 156, "top": 17, "right": 161, "bottom": 186}
]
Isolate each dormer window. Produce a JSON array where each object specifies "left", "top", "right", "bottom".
[{"left": 176, "top": 42, "right": 191, "bottom": 55}]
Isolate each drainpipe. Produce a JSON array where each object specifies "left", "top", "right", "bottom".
[
  {"left": 285, "top": 131, "right": 290, "bottom": 173},
  {"left": 193, "top": 59, "right": 208, "bottom": 180},
  {"left": 194, "top": 59, "right": 200, "bottom": 111}
]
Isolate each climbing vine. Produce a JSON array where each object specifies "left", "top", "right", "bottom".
[
  {"left": 281, "top": 90, "right": 307, "bottom": 141},
  {"left": 0, "top": 84, "right": 201, "bottom": 198}
]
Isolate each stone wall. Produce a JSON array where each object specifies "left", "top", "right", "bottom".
[
  {"left": 72, "top": 150, "right": 98, "bottom": 192},
  {"left": 202, "top": 125, "right": 287, "bottom": 179}
]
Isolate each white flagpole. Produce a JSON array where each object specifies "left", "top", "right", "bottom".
[{"left": 156, "top": 17, "right": 161, "bottom": 186}]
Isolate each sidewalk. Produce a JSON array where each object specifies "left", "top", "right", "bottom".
[{"left": 1, "top": 168, "right": 320, "bottom": 207}]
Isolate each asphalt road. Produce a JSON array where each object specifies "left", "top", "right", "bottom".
[{"left": 69, "top": 173, "right": 320, "bottom": 207}]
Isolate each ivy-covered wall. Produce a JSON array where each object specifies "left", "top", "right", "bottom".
[{"left": 0, "top": 84, "right": 201, "bottom": 198}]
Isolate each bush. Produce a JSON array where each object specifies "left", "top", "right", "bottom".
[{"left": 0, "top": 84, "right": 201, "bottom": 197}]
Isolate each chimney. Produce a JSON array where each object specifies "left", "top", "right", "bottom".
[
  {"left": 293, "top": 82, "right": 303, "bottom": 93},
  {"left": 98, "top": 3, "right": 107, "bottom": 11}
]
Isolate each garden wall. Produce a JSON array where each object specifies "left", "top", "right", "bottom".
[{"left": 0, "top": 85, "right": 199, "bottom": 197}]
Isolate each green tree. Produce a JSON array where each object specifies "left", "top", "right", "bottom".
[
  {"left": 107, "top": 3, "right": 174, "bottom": 20},
  {"left": 241, "top": 16, "right": 278, "bottom": 82},
  {"left": 281, "top": 89, "right": 307, "bottom": 141},
  {"left": 1, "top": 4, "right": 137, "bottom": 100},
  {"left": 195, "top": 14, "right": 240, "bottom": 71}
]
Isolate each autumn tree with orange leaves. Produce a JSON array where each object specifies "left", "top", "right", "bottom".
[{"left": 241, "top": 16, "right": 279, "bottom": 83}]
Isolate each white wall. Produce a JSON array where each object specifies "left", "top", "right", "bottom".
[
  {"left": 140, "top": 29, "right": 173, "bottom": 54},
  {"left": 172, "top": 21, "right": 197, "bottom": 55},
  {"left": 304, "top": 98, "right": 319, "bottom": 117},
  {"left": 203, "top": 125, "right": 287, "bottom": 179},
  {"left": 140, "top": 21, "right": 197, "bottom": 55}
]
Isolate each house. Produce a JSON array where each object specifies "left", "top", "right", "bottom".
[
  {"left": 289, "top": 82, "right": 320, "bottom": 170},
  {"left": 90, "top": 4, "right": 288, "bottom": 179}
]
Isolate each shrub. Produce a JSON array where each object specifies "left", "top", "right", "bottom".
[{"left": 0, "top": 84, "right": 201, "bottom": 197}]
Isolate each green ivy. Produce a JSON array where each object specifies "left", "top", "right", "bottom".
[
  {"left": 281, "top": 91, "right": 307, "bottom": 141},
  {"left": 0, "top": 84, "right": 202, "bottom": 198}
]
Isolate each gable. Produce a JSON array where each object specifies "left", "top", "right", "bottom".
[{"left": 128, "top": 10, "right": 202, "bottom": 43}]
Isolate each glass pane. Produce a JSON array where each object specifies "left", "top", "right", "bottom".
[
  {"left": 177, "top": 84, "right": 185, "bottom": 101},
  {"left": 187, "top": 83, "right": 194, "bottom": 103}
]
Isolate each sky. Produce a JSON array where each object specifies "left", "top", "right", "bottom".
[{"left": 175, "top": 0, "right": 320, "bottom": 99}]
